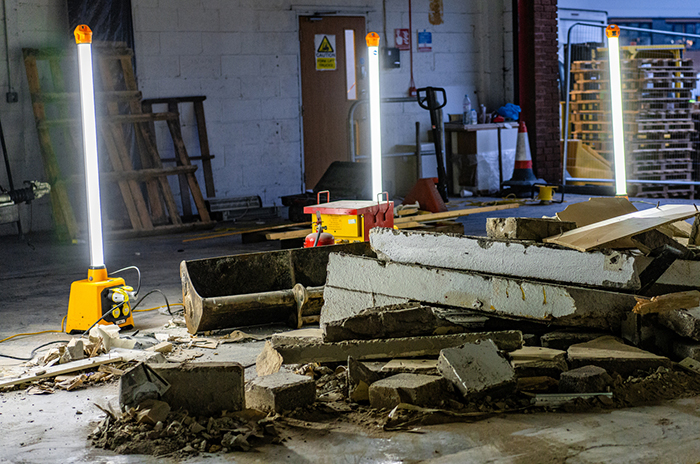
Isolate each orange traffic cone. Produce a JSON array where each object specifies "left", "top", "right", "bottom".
[{"left": 503, "top": 121, "right": 544, "bottom": 188}]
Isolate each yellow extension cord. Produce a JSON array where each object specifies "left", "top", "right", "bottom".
[{"left": 0, "top": 303, "right": 185, "bottom": 344}]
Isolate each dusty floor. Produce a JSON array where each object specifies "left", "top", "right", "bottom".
[{"left": 3, "top": 194, "right": 700, "bottom": 463}]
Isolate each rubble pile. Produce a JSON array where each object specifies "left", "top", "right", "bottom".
[{"left": 89, "top": 405, "right": 281, "bottom": 456}]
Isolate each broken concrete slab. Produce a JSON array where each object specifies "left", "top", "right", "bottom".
[
  {"left": 150, "top": 362, "right": 244, "bottom": 416},
  {"left": 381, "top": 359, "right": 439, "bottom": 375},
  {"left": 558, "top": 366, "right": 612, "bottom": 393},
  {"left": 322, "top": 253, "right": 637, "bottom": 331},
  {"left": 567, "top": 336, "right": 672, "bottom": 377},
  {"left": 271, "top": 328, "right": 523, "bottom": 364},
  {"left": 348, "top": 356, "right": 384, "bottom": 402},
  {"left": 438, "top": 339, "right": 516, "bottom": 400},
  {"left": 119, "top": 362, "right": 171, "bottom": 411},
  {"left": 245, "top": 372, "right": 315, "bottom": 413},
  {"left": 486, "top": 217, "right": 576, "bottom": 241},
  {"left": 508, "top": 346, "right": 568, "bottom": 378},
  {"left": 323, "top": 302, "right": 486, "bottom": 342},
  {"left": 658, "top": 307, "right": 700, "bottom": 341},
  {"left": 368, "top": 373, "right": 450, "bottom": 410},
  {"left": 369, "top": 228, "right": 700, "bottom": 292},
  {"left": 540, "top": 331, "right": 610, "bottom": 350},
  {"left": 256, "top": 340, "right": 283, "bottom": 377},
  {"left": 136, "top": 399, "right": 171, "bottom": 425},
  {"left": 620, "top": 313, "right": 674, "bottom": 356}
]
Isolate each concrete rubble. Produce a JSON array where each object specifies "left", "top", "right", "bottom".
[
  {"left": 438, "top": 339, "right": 516, "bottom": 399},
  {"left": 567, "top": 336, "right": 672, "bottom": 377},
  {"left": 16, "top": 204, "right": 700, "bottom": 460},
  {"left": 245, "top": 371, "right": 316, "bottom": 413},
  {"left": 369, "top": 373, "right": 450, "bottom": 410},
  {"left": 558, "top": 366, "right": 612, "bottom": 394}
]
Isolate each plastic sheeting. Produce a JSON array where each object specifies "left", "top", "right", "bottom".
[{"left": 67, "top": 1, "right": 135, "bottom": 53}]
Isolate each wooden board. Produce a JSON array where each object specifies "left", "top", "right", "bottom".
[
  {"left": 633, "top": 290, "right": 700, "bottom": 315},
  {"left": 0, "top": 355, "right": 124, "bottom": 388},
  {"left": 393, "top": 203, "right": 520, "bottom": 225},
  {"left": 555, "top": 197, "right": 638, "bottom": 227},
  {"left": 544, "top": 204, "right": 700, "bottom": 252}
]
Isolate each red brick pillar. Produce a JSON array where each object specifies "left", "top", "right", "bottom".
[{"left": 516, "top": 0, "right": 561, "bottom": 183}]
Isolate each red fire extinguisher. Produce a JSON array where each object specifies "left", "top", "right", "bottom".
[{"left": 304, "top": 211, "right": 334, "bottom": 247}]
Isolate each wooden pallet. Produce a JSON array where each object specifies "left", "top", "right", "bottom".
[
  {"left": 23, "top": 45, "right": 213, "bottom": 241},
  {"left": 632, "top": 185, "right": 695, "bottom": 199},
  {"left": 637, "top": 121, "right": 694, "bottom": 132},
  {"left": 632, "top": 160, "right": 693, "bottom": 175}
]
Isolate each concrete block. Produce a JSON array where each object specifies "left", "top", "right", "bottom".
[
  {"left": 508, "top": 346, "right": 568, "bottom": 378},
  {"left": 558, "top": 366, "right": 612, "bottom": 393},
  {"left": 322, "top": 253, "right": 636, "bottom": 331},
  {"left": 522, "top": 334, "right": 540, "bottom": 346},
  {"left": 659, "top": 307, "right": 700, "bottom": 341},
  {"left": 271, "top": 329, "right": 523, "bottom": 364},
  {"left": 621, "top": 313, "right": 675, "bottom": 356},
  {"left": 567, "top": 336, "right": 672, "bottom": 377},
  {"left": 323, "top": 302, "right": 483, "bottom": 342},
  {"left": 369, "top": 374, "right": 449, "bottom": 410},
  {"left": 438, "top": 340, "right": 516, "bottom": 399},
  {"left": 240, "top": 76, "right": 279, "bottom": 99},
  {"left": 381, "top": 359, "right": 439, "bottom": 375},
  {"left": 348, "top": 356, "right": 383, "bottom": 402},
  {"left": 245, "top": 372, "right": 315, "bottom": 413},
  {"left": 221, "top": 55, "right": 261, "bottom": 77},
  {"left": 150, "top": 362, "right": 244, "bottom": 416},
  {"left": 369, "top": 228, "right": 700, "bottom": 292},
  {"left": 486, "top": 217, "right": 576, "bottom": 241},
  {"left": 66, "top": 339, "right": 85, "bottom": 361},
  {"left": 261, "top": 98, "right": 299, "bottom": 120},
  {"left": 540, "top": 331, "right": 610, "bottom": 350}
]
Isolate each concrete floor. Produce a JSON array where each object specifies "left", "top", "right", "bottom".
[{"left": 2, "top": 194, "right": 700, "bottom": 463}]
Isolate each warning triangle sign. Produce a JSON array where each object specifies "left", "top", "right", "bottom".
[{"left": 317, "top": 36, "right": 334, "bottom": 53}]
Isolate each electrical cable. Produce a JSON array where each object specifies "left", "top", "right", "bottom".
[
  {"left": 109, "top": 265, "right": 141, "bottom": 295},
  {"left": 81, "top": 289, "right": 173, "bottom": 336},
  {"left": 0, "top": 340, "right": 71, "bottom": 361}
]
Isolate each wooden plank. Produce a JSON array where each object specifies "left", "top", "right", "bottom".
[
  {"left": 266, "top": 229, "right": 311, "bottom": 240},
  {"left": 135, "top": 101, "right": 182, "bottom": 226},
  {"left": 193, "top": 98, "right": 216, "bottom": 198},
  {"left": 97, "top": 125, "right": 147, "bottom": 230},
  {"left": 168, "top": 101, "right": 193, "bottom": 218},
  {"left": 0, "top": 355, "right": 124, "bottom": 388},
  {"left": 37, "top": 112, "right": 178, "bottom": 128},
  {"left": 633, "top": 290, "right": 700, "bottom": 315},
  {"left": 555, "top": 197, "right": 638, "bottom": 227},
  {"left": 393, "top": 203, "right": 520, "bottom": 225},
  {"left": 117, "top": 54, "right": 170, "bottom": 224},
  {"left": 166, "top": 118, "right": 211, "bottom": 223},
  {"left": 182, "top": 221, "right": 311, "bottom": 242},
  {"left": 22, "top": 51, "right": 78, "bottom": 241},
  {"left": 30, "top": 90, "right": 142, "bottom": 103},
  {"left": 69, "top": 165, "right": 197, "bottom": 183},
  {"left": 543, "top": 205, "right": 700, "bottom": 252}
]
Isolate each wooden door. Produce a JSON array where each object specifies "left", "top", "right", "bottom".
[{"left": 299, "top": 16, "right": 366, "bottom": 189}]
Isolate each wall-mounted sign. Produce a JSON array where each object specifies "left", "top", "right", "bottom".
[
  {"left": 395, "top": 28, "right": 410, "bottom": 50},
  {"left": 418, "top": 30, "right": 432, "bottom": 52},
  {"left": 315, "top": 34, "right": 336, "bottom": 71}
]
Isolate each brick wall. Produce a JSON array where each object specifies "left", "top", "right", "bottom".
[{"left": 517, "top": 0, "right": 561, "bottom": 183}]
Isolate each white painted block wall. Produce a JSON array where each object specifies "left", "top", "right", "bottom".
[{"left": 0, "top": 0, "right": 514, "bottom": 233}]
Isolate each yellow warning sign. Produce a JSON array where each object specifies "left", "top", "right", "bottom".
[{"left": 314, "top": 34, "right": 336, "bottom": 71}]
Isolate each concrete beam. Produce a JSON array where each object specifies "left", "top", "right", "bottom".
[
  {"left": 270, "top": 328, "right": 523, "bottom": 364},
  {"left": 322, "top": 254, "right": 637, "bottom": 331},
  {"left": 369, "top": 228, "right": 700, "bottom": 292}
]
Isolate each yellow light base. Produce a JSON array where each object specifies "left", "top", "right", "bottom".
[{"left": 65, "top": 267, "right": 134, "bottom": 334}]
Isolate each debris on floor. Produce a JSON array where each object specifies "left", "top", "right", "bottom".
[{"left": 18, "top": 200, "right": 700, "bottom": 458}]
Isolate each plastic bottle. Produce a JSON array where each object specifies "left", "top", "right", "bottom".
[
  {"left": 470, "top": 108, "right": 478, "bottom": 125},
  {"left": 462, "top": 95, "right": 471, "bottom": 125}
]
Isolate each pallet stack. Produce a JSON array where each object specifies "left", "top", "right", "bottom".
[{"left": 568, "top": 57, "right": 698, "bottom": 198}]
